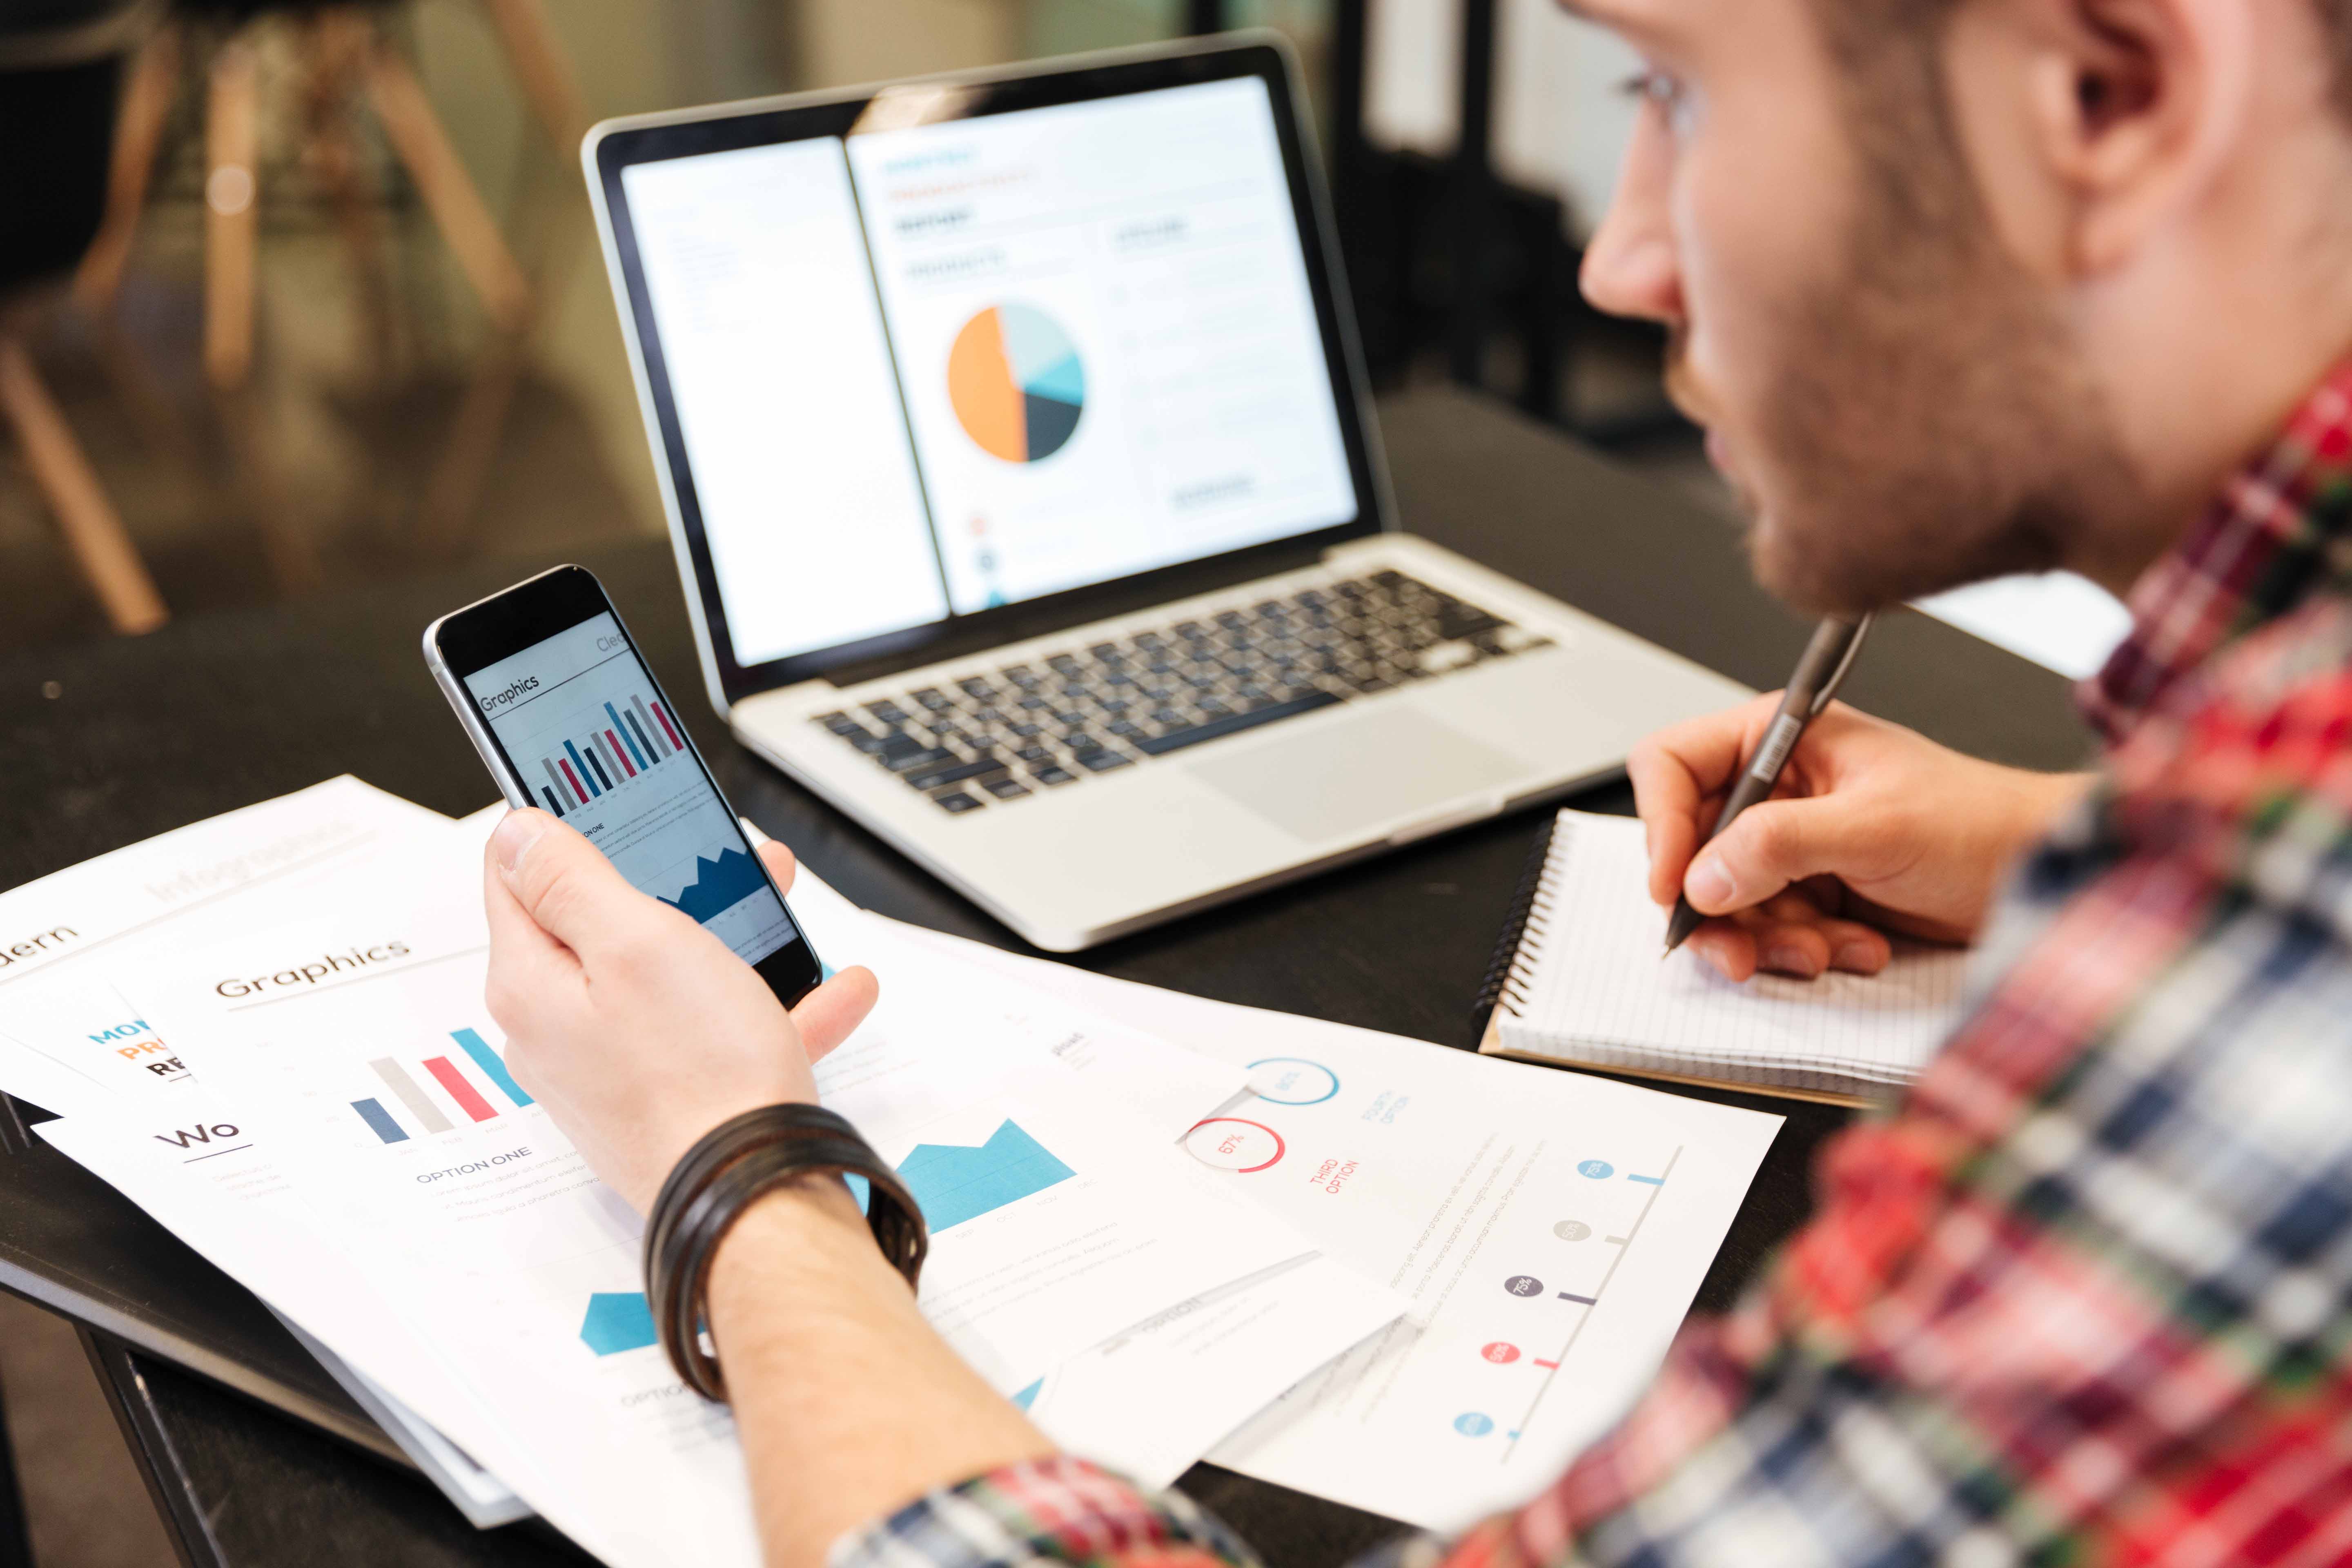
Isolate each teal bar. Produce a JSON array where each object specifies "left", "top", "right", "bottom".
[
  {"left": 452, "top": 1028, "right": 534, "bottom": 1108},
  {"left": 1628, "top": 1174, "right": 1664, "bottom": 1185}
]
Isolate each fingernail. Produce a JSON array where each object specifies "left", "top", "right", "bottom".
[
  {"left": 1835, "top": 942, "right": 1876, "bottom": 971},
  {"left": 492, "top": 809, "right": 550, "bottom": 878},
  {"left": 1686, "top": 857, "right": 1733, "bottom": 909},
  {"left": 1764, "top": 944, "right": 1818, "bottom": 978}
]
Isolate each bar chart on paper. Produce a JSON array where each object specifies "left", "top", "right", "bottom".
[
  {"left": 349, "top": 1027, "right": 534, "bottom": 1145},
  {"left": 533, "top": 692, "right": 686, "bottom": 817}
]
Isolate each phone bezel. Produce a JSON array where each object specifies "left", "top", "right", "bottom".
[{"left": 425, "top": 564, "right": 824, "bottom": 1007}]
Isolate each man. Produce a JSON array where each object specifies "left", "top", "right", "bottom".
[{"left": 479, "top": 0, "right": 2352, "bottom": 1560}]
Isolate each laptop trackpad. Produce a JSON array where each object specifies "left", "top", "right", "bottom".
[{"left": 1185, "top": 707, "right": 1530, "bottom": 842}]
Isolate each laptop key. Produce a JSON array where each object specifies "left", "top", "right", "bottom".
[
  {"left": 1133, "top": 690, "right": 1343, "bottom": 757},
  {"left": 1031, "top": 765, "right": 1077, "bottom": 786},
  {"left": 906, "top": 757, "right": 1005, "bottom": 791},
  {"left": 932, "top": 791, "right": 984, "bottom": 814},
  {"left": 1078, "top": 750, "right": 1134, "bottom": 773},
  {"left": 883, "top": 745, "right": 956, "bottom": 773},
  {"left": 1015, "top": 744, "right": 1054, "bottom": 764},
  {"left": 867, "top": 701, "right": 911, "bottom": 725},
  {"left": 911, "top": 688, "right": 953, "bottom": 712},
  {"left": 983, "top": 777, "right": 1031, "bottom": 800}
]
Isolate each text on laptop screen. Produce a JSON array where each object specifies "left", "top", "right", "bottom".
[{"left": 619, "top": 76, "right": 1359, "bottom": 670}]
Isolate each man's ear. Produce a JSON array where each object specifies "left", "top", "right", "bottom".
[{"left": 2013, "top": 0, "right": 2253, "bottom": 272}]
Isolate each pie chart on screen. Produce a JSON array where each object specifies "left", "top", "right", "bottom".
[{"left": 949, "top": 303, "right": 1085, "bottom": 463}]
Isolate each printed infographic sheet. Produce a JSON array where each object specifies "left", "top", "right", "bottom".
[
  {"left": 882, "top": 917, "right": 1784, "bottom": 1530},
  {"left": 0, "top": 778, "right": 457, "bottom": 1120},
  {"left": 129, "top": 883, "right": 1389, "bottom": 1563}
]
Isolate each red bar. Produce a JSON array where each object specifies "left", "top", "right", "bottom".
[
  {"left": 605, "top": 730, "right": 637, "bottom": 778},
  {"left": 1533, "top": 1359, "right": 1559, "bottom": 1370},
  {"left": 558, "top": 758, "right": 588, "bottom": 804},
  {"left": 423, "top": 1056, "right": 498, "bottom": 1123},
  {"left": 650, "top": 700, "right": 683, "bottom": 751}
]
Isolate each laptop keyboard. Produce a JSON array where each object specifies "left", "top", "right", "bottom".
[{"left": 811, "top": 570, "right": 1552, "bottom": 815}]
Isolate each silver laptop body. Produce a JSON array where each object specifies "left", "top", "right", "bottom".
[{"left": 585, "top": 36, "right": 1745, "bottom": 951}]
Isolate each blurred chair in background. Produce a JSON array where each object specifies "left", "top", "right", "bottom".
[
  {"left": 0, "top": 0, "right": 172, "bottom": 635},
  {"left": 75, "top": 0, "right": 587, "bottom": 392}
]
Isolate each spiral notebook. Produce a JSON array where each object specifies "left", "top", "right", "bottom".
[{"left": 1473, "top": 810, "right": 1970, "bottom": 1107}]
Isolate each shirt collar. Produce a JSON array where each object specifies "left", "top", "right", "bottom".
[{"left": 2078, "top": 361, "right": 2352, "bottom": 743}]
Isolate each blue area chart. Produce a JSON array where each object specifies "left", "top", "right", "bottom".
[
  {"left": 658, "top": 846, "right": 766, "bottom": 923},
  {"left": 580, "top": 1291, "right": 658, "bottom": 1357},
  {"left": 896, "top": 1119, "right": 1075, "bottom": 1232}
]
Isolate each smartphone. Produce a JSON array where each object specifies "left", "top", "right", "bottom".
[{"left": 423, "top": 564, "right": 824, "bottom": 1007}]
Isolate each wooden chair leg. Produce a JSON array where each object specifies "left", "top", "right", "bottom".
[
  {"left": 203, "top": 40, "right": 261, "bottom": 390},
  {"left": 74, "top": 24, "right": 182, "bottom": 314},
  {"left": 0, "top": 338, "right": 169, "bottom": 636},
  {"left": 477, "top": 0, "right": 589, "bottom": 154},
  {"left": 363, "top": 40, "right": 533, "bottom": 332},
  {"left": 305, "top": 13, "right": 398, "bottom": 376}
]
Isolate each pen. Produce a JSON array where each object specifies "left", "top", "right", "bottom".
[{"left": 1663, "top": 613, "right": 1874, "bottom": 956}]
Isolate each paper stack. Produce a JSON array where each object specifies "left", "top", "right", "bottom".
[{"left": 0, "top": 780, "right": 1783, "bottom": 1552}]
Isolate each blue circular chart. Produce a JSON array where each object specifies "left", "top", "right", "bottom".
[
  {"left": 1246, "top": 1057, "right": 1341, "bottom": 1105},
  {"left": 1454, "top": 1413, "right": 1495, "bottom": 1437},
  {"left": 1577, "top": 1159, "right": 1615, "bottom": 1179}
]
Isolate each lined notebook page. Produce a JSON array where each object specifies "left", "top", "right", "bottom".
[{"left": 1496, "top": 811, "right": 1967, "bottom": 1091}]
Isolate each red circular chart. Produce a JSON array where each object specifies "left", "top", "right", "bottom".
[
  {"left": 1481, "top": 1342, "right": 1521, "bottom": 1364},
  {"left": 1184, "top": 1118, "right": 1285, "bottom": 1173}
]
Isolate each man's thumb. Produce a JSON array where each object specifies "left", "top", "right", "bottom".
[
  {"left": 490, "top": 808, "right": 637, "bottom": 951},
  {"left": 1683, "top": 796, "right": 1840, "bottom": 914}
]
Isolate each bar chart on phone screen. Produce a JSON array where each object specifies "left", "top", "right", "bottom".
[{"left": 470, "top": 625, "right": 795, "bottom": 964}]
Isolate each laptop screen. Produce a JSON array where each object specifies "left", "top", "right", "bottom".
[{"left": 615, "top": 72, "right": 1361, "bottom": 676}]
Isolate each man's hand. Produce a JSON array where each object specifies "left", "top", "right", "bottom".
[
  {"left": 481, "top": 808, "right": 879, "bottom": 1212},
  {"left": 1630, "top": 697, "right": 2091, "bottom": 982}
]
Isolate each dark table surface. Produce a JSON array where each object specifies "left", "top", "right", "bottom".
[{"left": 0, "top": 385, "right": 2088, "bottom": 1568}]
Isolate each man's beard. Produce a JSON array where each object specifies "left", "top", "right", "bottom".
[{"left": 1706, "top": 132, "right": 2143, "bottom": 615}]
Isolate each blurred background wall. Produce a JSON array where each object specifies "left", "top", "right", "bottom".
[{"left": 0, "top": 0, "right": 1689, "bottom": 656}]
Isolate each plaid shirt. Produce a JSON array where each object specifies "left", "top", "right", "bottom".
[{"left": 834, "top": 364, "right": 2352, "bottom": 1568}]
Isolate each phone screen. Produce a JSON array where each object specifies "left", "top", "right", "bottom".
[{"left": 456, "top": 608, "right": 803, "bottom": 969}]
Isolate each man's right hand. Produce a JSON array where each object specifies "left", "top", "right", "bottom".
[{"left": 1629, "top": 696, "right": 2092, "bottom": 983}]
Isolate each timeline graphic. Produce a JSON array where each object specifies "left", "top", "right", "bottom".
[
  {"left": 1474, "top": 1145, "right": 1684, "bottom": 1454},
  {"left": 349, "top": 1027, "right": 532, "bottom": 1145}
]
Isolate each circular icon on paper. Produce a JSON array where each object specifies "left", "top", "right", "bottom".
[
  {"left": 1454, "top": 1412, "right": 1495, "bottom": 1437},
  {"left": 1554, "top": 1220, "right": 1592, "bottom": 1242},
  {"left": 1503, "top": 1274, "right": 1543, "bottom": 1297},
  {"left": 1480, "top": 1342, "right": 1520, "bottom": 1364},
  {"left": 1245, "top": 1057, "right": 1341, "bottom": 1106},
  {"left": 1184, "top": 1118, "right": 1285, "bottom": 1173},
  {"left": 1577, "top": 1160, "right": 1615, "bottom": 1179}
]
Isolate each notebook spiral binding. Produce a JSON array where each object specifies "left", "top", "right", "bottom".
[{"left": 1469, "top": 813, "right": 1563, "bottom": 1042}]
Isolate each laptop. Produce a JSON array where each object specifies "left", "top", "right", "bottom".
[{"left": 583, "top": 36, "right": 1746, "bottom": 951}]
